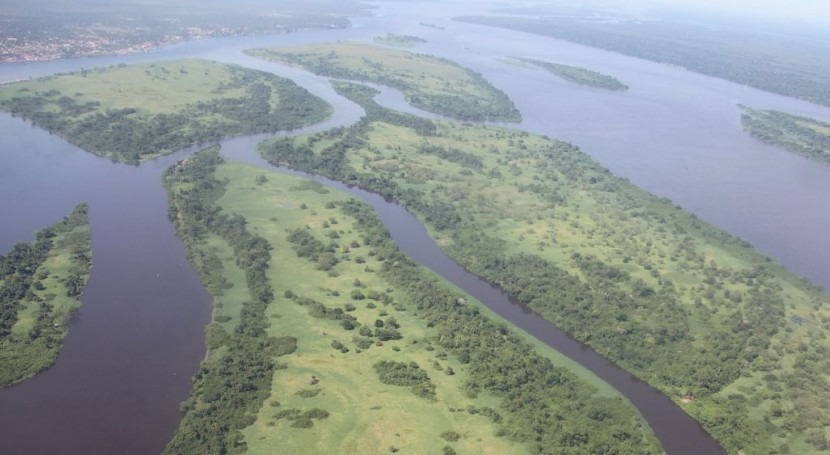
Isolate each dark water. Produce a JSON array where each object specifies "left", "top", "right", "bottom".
[
  {"left": 1, "top": 1, "right": 830, "bottom": 453},
  {"left": 0, "top": 128, "right": 213, "bottom": 454},
  {"left": 221, "top": 143, "right": 725, "bottom": 455}
]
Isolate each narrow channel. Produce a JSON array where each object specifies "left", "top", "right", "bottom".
[{"left": 220, "top": 137, "right": 727, "bottom": 455}]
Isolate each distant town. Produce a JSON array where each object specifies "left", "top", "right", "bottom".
[
  {"left": 2, "top": 26, "right": 263, "bottom": 62},
  {"left": 0, "top": 2, "right": 362, "bottom": 63}
]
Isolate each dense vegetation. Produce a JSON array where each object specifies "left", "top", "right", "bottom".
[
  {"left": 164, "top": 148, "right": 293, "bottom": 453},
  {"left": 373, "top": 33, "right": 428, "bottom": 48},
  {"left": 260, "top": 82, "right": 830, "bottom": 454},
  {"left": 0, "top": 0, "right": 371, "bottom": 62},
  {"left": 247, "top": 43, "right": 521, "bottom": 122},
  {"left": 457, "top": 15, "right": 830, "bottom": 107},
  {"left": 164, "top": 148, "right": 659, "bottom": 453},
  {"left": 740, "top": 106, "right": 830, "bottom": 165},
  {"left": 515, "top": 57, "right": 628, "bottom": 91},
  {"left": 0, "top": 60, "right": 331, "bottom": 163},
  {"left": 0, "top": 204, "right": 91, "bottom": 387}
]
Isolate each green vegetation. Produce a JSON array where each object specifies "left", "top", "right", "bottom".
[
  {"left": 0, "top": 59, "right": 330, "bottom": 163},
  {"left": 1, "top": 0, "right": 370, "bottom": 62},
  {"left": 457, "top": 15, "right": 830, "bottom": 107},
  {"left": 740, "top": 106, "right": 830, "bottom": 165},
  {"left": 0, "top": 204, "right": 91, "bottom": 387},
  {"left": 515, "top": 57, "right": 628, "bottom": 91},
  {"left": 373, "top": 360, "right": 436, "bottom": 400},
  {"left": 164, "top": 149, "right": 658, "bottom": 454},
  {"left": 373, "top": 33, "right": 427, "bottom": 48},
  {"left": 247, "top": 43, "right": 521, "bottom": 122},
  {"left": 260, "top": 81, "right": 830, "bottom": 454}
]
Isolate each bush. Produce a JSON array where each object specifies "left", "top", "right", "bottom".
[{"left": 440, "top": 431, "right": 461, "bottom": 442}]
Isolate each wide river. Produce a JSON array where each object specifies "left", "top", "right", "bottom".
[{"left": 2, "top": 1, "right": 830, "bottom": 454}]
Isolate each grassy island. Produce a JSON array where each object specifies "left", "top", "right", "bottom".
[
  {"left": 0, "top": 59, "right": 331, "bottom": 163},
  {"left": 740, "top": 106, "right": 830, "bottom": 166},
  {"left": 258, "top": 81, "right": 830, "bottom": 454},
  {"left": 0, "top": 204, "right": 92, "bottom": 387},
  {"left": 515, "top": 57, "right": 628, "bottom": 91},
  {"left": 374, "top": 33, "right": 427, "bottom": 48},
  {"left": 247, "top": 43, "right": 521, "bottom": 122},
  {"left": 162, "top": 149, "right": 659, "bottom": 454}
]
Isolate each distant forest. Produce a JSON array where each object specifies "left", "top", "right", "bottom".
[{"left": 457, "top": 15, "right": 830, "bottom": 107}]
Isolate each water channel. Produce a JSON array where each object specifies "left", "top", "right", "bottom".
[{"left": 2, "top": 1, "right": 830, "bottom": 453}]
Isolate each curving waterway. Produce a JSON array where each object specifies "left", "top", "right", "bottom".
[
  {"left": 220, "top": 140, "right": 725, "bottom": 455},
  {"left": 2, "top": 1, "right": 830, "bottom": 453}
]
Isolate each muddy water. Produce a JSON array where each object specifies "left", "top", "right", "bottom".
[{"left": 2, "top": 1, "right": 829, "bottom": 453}]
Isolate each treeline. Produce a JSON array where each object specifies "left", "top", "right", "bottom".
[
  {"left": 339, "top": 199, "right": 660, "bottom": 454},
  {"left": 0, "top": 203, "right": 91, "bottom": 387},
  {"left": 516, "top": 57, "right": 628, "bottom": 91},
  {"left": 284, "top": 227, "right": 404, "bottom": 341},
  {"left": 373, "top": 360, "right": 436, "bottom": 401},
  {"left": 0, "top": 65, "right": 330, "bottom": 163},
  {"left": 251, "top": 47, "right": 521, "bottom": 122},
  {"left": 163, "top": 148, "right": 295, "bottom": 454},
  {"left": 458, "top": 15, "right": 830, "bottom": 107},
  {"left": 263, "top": 82, "right": 461, "bottom": 231},
  {"left": 331, "top": 81, "right": 438, "bottom": 136},
  {"left": 257, "top": 86, "right": 830, "bottom": 451},
  {"left": 740, "top": 106, "right": 830, "bottom": 165},
  {"left": 263, "top": 137, "right": 461, "bottom": 231},
  {"left": 166, "top": 144, "right": 660, "bottom": 452},
  {"left": 374, "top": 33, "right": 428, "bottom": 46},
  {"left": 265, "top": 126, "right": 777, "bottom": 450}
]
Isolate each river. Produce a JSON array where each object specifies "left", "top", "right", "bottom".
[{"left": 1, "top": 1, "right": 830, "bottom": 453}]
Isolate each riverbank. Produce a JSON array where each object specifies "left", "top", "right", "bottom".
[
  {"left": 514, "top": 57, "right": 628, "bottom": 91},
  {"left": 259, "top": 81, "right": 830, "bottom": 454},
  {"left": 163, "top": 149, "right": 660, "bottom": 454},
  {"left": 247, "top": 42, "right": 521, "bottom": 122},
  {"left": 0, "top": 60, "right": 331, "bottom": 163},
  {"left": 740, "top": 106, "right": 830, "bottom": 166},
  {"left": 3, "top": 2, "right": 830, "bottom": 452},
  {"left": 0, "top": 203, "right": 91, "bottom": 387}
]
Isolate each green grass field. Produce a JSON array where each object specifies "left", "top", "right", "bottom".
[
  {"left": 0, "top": 204, "right": 91, "bottom": 387},
  {"left": 373, "top": 33, "right": 427, "bottom": 48},
  {"left": 223, "top": 163, "right": 654, "bottom": 453},
  {"left": 741, "top": 106, "right": 830, "bottom": 166},
  {"left": 0, "top": 59, "right": 331, "bottom": 162},
  {"left": 260, "top": 87, "right": 830, "bottom": 454},
  {"left": 513, "top": 57, "right": 628, "bottom": 90},
  {"left": 247, "top": 43, "right": 521, "bottom": 122},
  {"left": 2, "top": 60, "right": 251, "bottom": 113},
  {"left": 165, "top": 151, "right": 659, "bottom": 454}
]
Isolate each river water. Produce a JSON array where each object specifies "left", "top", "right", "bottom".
[{"left": 1, "top": 1, "right": 829, "bottom": 453}]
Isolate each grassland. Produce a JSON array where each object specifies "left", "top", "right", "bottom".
[
  {"left": 247, "top": 43, "right": 521, "bottom": 122},
  {"left": 0, "top": 204, "right": 91, "bottom": 387},
  {"left": 515, "top": 57, "right": 628, "bottom": 91},
  {"left": 0, "top": 59, "right": 331, "bottom": 163},
  {"left": 259, "top": 82, "right": 830, "bottom": 454},
  {"left": 373, "top": 33, "right": 427, "bottom": 48},
  {"left": 741, "top": 106, "right": 830, "bottom": 166},
  {"left": 163, "top": 149, "right": 659, "bottom": 454}
]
